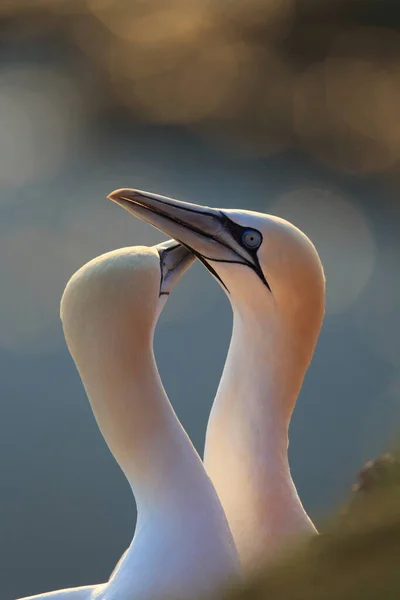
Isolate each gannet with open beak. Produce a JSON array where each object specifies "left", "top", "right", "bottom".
[
  {"left": 108, "top": 188, "right": 325, "bottom": 572},
  {"left": 18, "top": 240, "right": 240, "bottom": 600}
]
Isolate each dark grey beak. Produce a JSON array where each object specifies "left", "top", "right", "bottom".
[
  {"left": 108, "top": 189, "right": 270, "bottom": 291},
  {"left": 154, "top": 239, "right": 195, "bottom": 296}
]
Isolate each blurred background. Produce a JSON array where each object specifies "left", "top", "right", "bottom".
[{"left": 0, "top": 0, "right": 399, "bottom": 597}]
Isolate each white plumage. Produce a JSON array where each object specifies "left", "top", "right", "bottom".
[
  {"left": 17, "top": 240, "right": 240, "bottom": 600},
  {"left": 110, "top": 188, "right": 325, "bottom": 572}
]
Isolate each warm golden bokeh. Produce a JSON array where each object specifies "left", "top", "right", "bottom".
[{"left": 2, "top": 0, "right": 399, "bottom": 174}]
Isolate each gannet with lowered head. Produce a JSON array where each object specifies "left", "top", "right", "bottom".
[
  {"left": 108, "top": 189, "right": 325, "bottom": 573},
  {"left": 18, "top": 239, "right": 240, "bottom": 600}
]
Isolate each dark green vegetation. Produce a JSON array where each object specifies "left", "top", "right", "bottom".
[{"left": 218, "top": 455, "right": 400, "bottom": 600}]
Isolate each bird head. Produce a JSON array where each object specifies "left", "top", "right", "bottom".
[
  {"left": 108, "top": 189, "right": 325, "bottom": 358},
  {"left": 60, "top": 240, "right": 194, "bottom": 380}
]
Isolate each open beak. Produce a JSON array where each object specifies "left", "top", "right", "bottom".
[
  {"left": 155, "top": 239, "right": 195, "bottom": 296},
  {"left": 108, "top": 188, "right": 269, "bottom": 291}
]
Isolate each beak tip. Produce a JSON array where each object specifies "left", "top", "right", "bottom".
[
  {"left": 108, "top": 189, "right": 126, "bottom": 202},
  {"left": 107, "top": 188, "right": 149, "bottom": 205}
]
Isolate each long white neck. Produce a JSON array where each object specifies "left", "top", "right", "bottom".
[
  {"left": 58, "top": 252, "right": 242, "bottom": 599},
  {"left": 204, "top": 306, "right": 316, "bottom": 571},
  {"left": 71, "top": 322, "right": 217, "bottom": 515},
  {"left": 62, "top": 314, "right": 241, "bottom": 593}
]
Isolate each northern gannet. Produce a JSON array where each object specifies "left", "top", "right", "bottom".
[
  {"left": 18, "top": 240, "right": 240, "bottom": 600},
  {"left": 108, "top": 189, "right": 325, "bottom": 572}
]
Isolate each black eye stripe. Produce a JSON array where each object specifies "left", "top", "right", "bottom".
[
  {"left": 219, "top": 212, "right": 271, "bottom": 292},
  {"left": 219, "top": 212, "right": 262, "bottom": 249}
]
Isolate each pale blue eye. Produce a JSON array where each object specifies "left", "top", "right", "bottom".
[{"left": 242, "top": 229, "right": 262, "bottom": 249}]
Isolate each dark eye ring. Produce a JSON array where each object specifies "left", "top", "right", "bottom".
[{"left": 242, "top": 229, "right": 262, "bottom": 249}]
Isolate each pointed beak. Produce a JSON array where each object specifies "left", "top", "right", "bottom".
[
  {"left": 108, "top": 188, "right": 269, "bottom": 291},
  {"left": 108, "top": 188, "right": 238, "bottom": 262},
  {"left": 154, "top": 239, "right": 195, "bottom": 296}
]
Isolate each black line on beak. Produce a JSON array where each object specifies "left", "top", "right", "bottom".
[
  {"left": 187, "top": 246, "right": 230, "bottom": 293},
  {"left": 113, "top": 192, "right": 271, "bottom": 292}
]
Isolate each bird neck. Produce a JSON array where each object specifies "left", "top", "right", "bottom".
[
  {"left": 204, "top": 305, "right": 316, "bottom": 569},
  {"left": 77, "top": 327, "right": 209, "bottom": 514}
]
